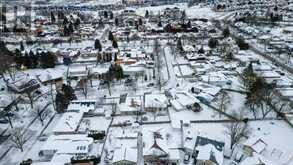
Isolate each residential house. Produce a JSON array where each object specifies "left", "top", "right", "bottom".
[
  {"left": 67, "top": 100, "right": 97, "bottom": 114},
  {"left": 52, "top": 111, "right": 84, "bottom": 134},
  {"left": 193, "top": 136, "right": 225, "bottom": 165},
  {"left": 144, "top": 93, "right": 169, "bottom": 112},
  {"left": 7, "top": 74, "right": 40, "bottom": 93},
  {"left": 112, "top": 147, "right": 137, "bottom": 165},
  {"left": 39, "top": 134, "right": 94, "bottom": 164},
  {"left": 68, "top": 66, "right": 89, "bottom": 79},
  {"left": 118, "top": 96, "right": 141, "bottom": 115}
]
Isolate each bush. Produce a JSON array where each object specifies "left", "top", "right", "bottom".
[
  {"left": 222, "top": 27, "right": 230, "bottom": 38},
  {"left": 208, "top": 38, "right": 219, "bottom": 49},
  {"left": 236, "top": 37, "right": 249, "bottom": 50}
]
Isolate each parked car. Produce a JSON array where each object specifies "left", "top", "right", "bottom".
[
  {"left": 276, "top": 70, "right": 285, "bottom": 76},
  {"left": 0, "top": 118, "right": 9, "bottom": 124},
  {"left": 196, "top": 96, "right": 209, "bottom": 104},
  {"left": 125, "top": 79, "right": 133, "bottom": 86},
  {"left": 4, "top": 113, "right": 15, "bottom": 117},
  {"left": 147, "top": 83, "right": 155, "bottom": 87}
]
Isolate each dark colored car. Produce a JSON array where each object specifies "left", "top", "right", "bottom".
[
  {"left": 0, "top": 119, "right": 9, "bottom": 124},
  {"left": 4, "top": 113, "right": 15, "bottom": 117},
  {"left": 147, "top": 83, "right": 155, "bottom": 87}
]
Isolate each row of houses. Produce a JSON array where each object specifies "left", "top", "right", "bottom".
[{"left": 34, "top": 99, "right": 114, "bottom": 165}]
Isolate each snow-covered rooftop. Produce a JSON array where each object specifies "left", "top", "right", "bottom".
[{"left": 52, "top": 111, "right": 83, "bottom": 134}]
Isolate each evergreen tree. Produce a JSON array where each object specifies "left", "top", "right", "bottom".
[
  {"left": 109, "top": 12, "right": 114, "bottom": 19},
  {"left": 208, "top": 38, "right": 219, "bottom": 49},
  {"left": 187, "top": 20, "right": 191, "bottom": 28},
  {"left": 12, "top": 25, "right": 17, "bottom": 33},
  {"left": 63, "top": 25, "right": 69, "bottom": 36},
  {"left": 63, "top": 57, "right": 72, "bottom": 66},
  {"left": 98, "top": 18, "right": 104, "bottom": 28},
  {"left": 46, "top": 52, "right": 57, "bottom": 68},
  {"left": 225, "top": 51, "right": 233, "bottom": 60},
  {"left": 29, "top": 50, "right": 34, "bottom": 57},
  {"left": 164, "top": 24, "right": 172, "bottom": 33},
  {"left": 223, "top": 27, "right": 230, "bottom": 38},
  {"left": 55, "top": 92, "right": 68, "bottom": 113},
  {"left": 177, "top": 38, "right": 183, "bottom": 52},
  {"left": 24, "top": 52, "right": 32, "bottom": 69},
  {"left": 138, "top": 18, "right": 143, "bottom": 26},
  {"left": 14, "top": 49, "right": 22, "bottom": 68},
  {"left": 40, "top": 52, "right": 46, "bottom": 68},
  {"left": 181, "top": 10, "right": 186, "bottom": 23},
  {"left": 1, "top": 14, "right": 6, "bottom": 24},
  {"left": 94, "top": 39, "right": 102, "bottom": 51},
  {"left": 28, "top": 50, "right": 35, "bottom": 68},
  {"left": 51, "top": 12, "right": 56, "bottom": 23},
  {"left": 242, "top": 62, "right": 257, "bottom": 90},
  {"left": 115, "top": 18, "right": 119, "bottom": 26},
  {"left": 104, "top": 11, "right": 108, "bottom": 18},
  {"left": 3, "top": 25, "right": 9, "bottom": 32},
  {"left": 198, "top": 46, "right": 205, "bottom": 54},
  {"left": 32, "top": 53, "right": 39, "bottom": 68},
  {"left": 108, "top": 31, "right": 114, "bottom": 41},
  {"left": 108, "top": 64, "right": 123, "bottom": 80},
  {"left": 0, "top": 41, "right": 14, "bottom": 77},
  {"left": 63, "top": 16, "right": 68, "bottom": 25},
  {"left": 115, "top": 64, "right": 123, "bottom": 80},
  {"left": 74, "top": 18, "right": 81, "bottom": 29},
  {"left": 0, "top": 41, "right": 12, "bottom": 55},
  {"left": 135, "top": 22, "right": 139, "bottom": 30},
  {"left": 114, "top": 53, "right": 117, "bottom": 62},
  {"left": 112, "top": 39, "right": 118, "bottom": 48},
  {"left": 158, "top": 21, "right": 162, "bottom": 27},
  {"left": 145, "top": 10, "right": 149, "bottom": 18},
  {"left": 62, "top": 84, "right": 76, "bottom": 101},
  {"left": 236, "top": 37, "right": 249, "bottom": 50},
  {"left": 68, "top": 23, "right": 74, "bottom": 34},
  {"left": 40, "top": 52, "right": 57, "bottom": 68},
  {"left": 20, "top": 42, "right": 24, "bottom": 51},
  {"left": 58, "top": 11, "right": 65, "bottom": 21}
]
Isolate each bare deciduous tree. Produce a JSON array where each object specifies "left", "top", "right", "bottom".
[
  {"left": 80, "top": 78, "right": 88, "bottom": 99},
  {"left": 275, "top": 101, "right": 290, "bottom": 114},
  {"left": 24, "top": 89, "right": 35, "bottom": 109},
  {"left": 259, "top": 82, "right": 276, "bottom": 119},
  {"left": 217, "top": 90, "right": 231, "bottom": 118},
  {"left": 10, "top": 127, "right": 31, "bottom": 152},
  {"left": 9, "top": 93, "right": 20, "bottom": 111},
  {"left": 224, "top": 112, "right": 250, "bottom": 149},
  {"left": 32, "top": 102, "right": 50, "bottom": 126}
]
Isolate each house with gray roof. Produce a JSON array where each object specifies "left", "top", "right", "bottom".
[{"left": 193, "top": 136, "right": 225, "bottom": 165}]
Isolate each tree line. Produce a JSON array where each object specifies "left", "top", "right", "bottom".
[{"left": 0, "top": 41, "right": 57, "bottom": 70}]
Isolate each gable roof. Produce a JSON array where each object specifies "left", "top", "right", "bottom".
[
  {"left": 146, "top": 139, "right": 168, "bottom": 157},
  {"left": 194, "top": 136, "right": 225, "bottom": 165},
  {"left": 112, "top": 147, "right": 137, "bottom": 163}
]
